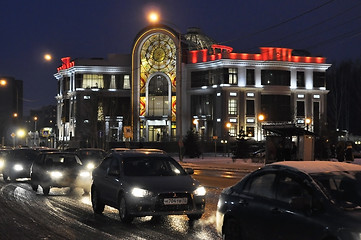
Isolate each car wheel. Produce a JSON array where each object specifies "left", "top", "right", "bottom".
[
  {"left": 91, "top": 187, "right": 105, "bottom": 214},
  {"left": 223, "top": 218, "right": 242, "bottom": 240},
  {"left": 118, "top": 196, "right": 133, "bottom": 223},
  {"left": 31, "top": 183, "right": 38, "bottom": 192},
  {"left": 188, "top": 214, "right": 202, "bottom": 221},
  {"left": 42, "top": 186, "right": 50, "bottom": 195},
  {"left": 3, "top": 174, "right": 10, "bottom": 183}
]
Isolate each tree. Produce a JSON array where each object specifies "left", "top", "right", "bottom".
[{"left": 183, "top": 128, "right": 201, "bottom": 158}]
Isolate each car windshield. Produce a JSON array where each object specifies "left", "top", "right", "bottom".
[
  {"left": 77, "top": 150, "right": 104, "bottom": 160},
  {"left": 123, "top": 157, "right": 186, "bottom": 177},
  {"left": 311, "top": 171, "right": 361, "bottom": 208},
  {"left": 45, "top": 154, "right": 82, "bottom": 167},
  {"left": 12, "top": 150, "right": 38, "bottom": 161}
]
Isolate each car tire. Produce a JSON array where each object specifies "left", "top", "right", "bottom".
[
  {"left": 118, "top": 196, "right": 133, "bottom": 223},
  {"left": 223, "top": 218, "right": 242, "bottom": 240},
  {"left": 31, "top": 183, "right": 38, "bottom": 192},
  {"left": 91, "top": 187, "right": 104, "bottom": 214},
  {"left": 42, "top": 186, "right": 50, "bottom": 195},
  {"left": 188, "top": 214, "right": 202, "bottom": 221},
  {"left": 3, "top": 174, "right": 10, "bottom": 183}
]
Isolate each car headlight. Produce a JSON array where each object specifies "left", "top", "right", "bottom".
[
  {"left": 194, "top": 186, "right": 206, "bottom": 196},
  {"left": 0, "top": 159, "right": 4, "bottom": 169},
  {"left": 86, "top": 162, "right": 95, "bottom": 170},
  {"left": 13, "top": 164, "right": 24, "bottom": 171},
  {"left": 50, "top": 171, "right": 63, "bottom": 179},
  {"left": 131, "top": 187, "right": 150, "bottom": 198},
  {"left": 79, "top": 171, "right": 91, "bottom": 178}
]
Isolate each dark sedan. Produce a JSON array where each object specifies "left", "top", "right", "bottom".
[
  {"left": 91, "top": 151, "right": 206, "bottom": 223},
  {"left": 30, "top": 152, "right": 91, "bottom": 195},
  {"left": 3, "top": 148, "right": 39, "bottom": 182},
  {"left": 216, "top": 161, "right": 361, "bottom": 240}
]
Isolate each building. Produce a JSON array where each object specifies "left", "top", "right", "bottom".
[
  {"left": 0, "top": 76, "right": 23, "bottom": 146},
  {"left": 54, "top": 24, "right": 331, "bottom": 149}
]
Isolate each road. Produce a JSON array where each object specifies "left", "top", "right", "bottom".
[{"left": 0, "top": 162, "right": 258, "bottom": 240}]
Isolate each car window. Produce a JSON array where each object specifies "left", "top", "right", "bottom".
[
  {"left": 244, "top": 172, "right": 277, "bottom": 199},
  {"left": 98, "top": 157, "right": 112, "bottom": 171},
  {"left": 109, "top": 158, "right": 120, "bottom": 173},
  {"left": 276, "top": 174, "right": 311, "bottom": 204},
  {"left": 123, "top": 157, "right": 186, "bottom": 177},
  {"left": 44, "top": 154, "right": 80, "bottom": 167}
]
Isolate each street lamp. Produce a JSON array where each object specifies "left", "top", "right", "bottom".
[
  {"left": 258, "top": 114, "right": 265, "bottom": 141},
  {"left": 0, "top": 79, "right": 7, "bottom": 87},
  {"left": 34, "top": 116, "right": 38, "bottom": 146},
  {"left": 147, "top": 11, "right": 160, "bottom": 24},
  {"left": 305, "top": 118, "right": 312, "bottom": 131}
]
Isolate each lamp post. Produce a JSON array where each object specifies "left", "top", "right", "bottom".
[
  {"left": 226, "top": 122, "right": 231, "bottom": 157},
  {"left": 305, "top": 118, "right": 312, "bottom": 131},
  {"left": 258, "top": 114, "right": 265, "bottom": 141},
  {"left": 34, "top": 116, "right": 38, "bottom": 146}
]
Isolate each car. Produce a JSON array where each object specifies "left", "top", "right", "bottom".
[
  {"left": 91, "top": 151, "right": 206, "bottom": 223},
  {"left": 0, "top": 148, "right": 12, "bottom": 175},
  {"left": 216, "top": 161, "right": 361, "bottom": 240},
  {"left": 3, "top": 148, "right": 39, "bottom": 182},
  {"left": 74, "top": 148, "right": 106, "bottom": 171},
  {"left": 30, "top": 152, "right": 92, "bottom": 195}
]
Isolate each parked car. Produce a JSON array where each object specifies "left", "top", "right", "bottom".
[
  {"left": 74, "top": 148, "right": 106, "bottom": 170},
  {"left": 216, "top": 161, "right": 361, "bottom": 240},
  {"left": 91, "top": 151, "right": 206, "bottom": 223},
  {"left": 30, "top": 152, "right": 91, "bottom": 195},
  {"left": 3, "top": 148, "right": 39, "bottom": 182},
  {"left": 0, "top": 148, "right": 12, "bottom": 175}
]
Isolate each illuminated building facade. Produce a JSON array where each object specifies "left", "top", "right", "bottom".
[{"left": 55, "top": 24, "right": 331, "bottom": 148}]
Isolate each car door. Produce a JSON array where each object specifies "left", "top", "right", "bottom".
[
  {"left": 102, "top": 156, "right": 122, "bottom": 206},
  {"left": 235, "top": 171, "right": 279, "bottom": 240},
  {"left": 271, "top": 171, "right": 325, "bottom": 240}
]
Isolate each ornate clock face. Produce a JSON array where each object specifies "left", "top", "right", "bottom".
[{"left": 141, "top": 33, "right": 176, "bottom": 72}]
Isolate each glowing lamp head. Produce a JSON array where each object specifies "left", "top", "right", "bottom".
[
  {"left": 148, "top": 12, "right": 159, "bottom": 23},
  {"left": 44, "top": 54, "right": 52, "bottom": 61},
  {"left": 258, "top": 114, "right": 265, "bottom": 121},
  {"left": 305, "top": 118, "right": 312, "bottom": 124},
  {"left": 226, "top": 123, "right": 231, "bottom": 128},
  {"left": 0, "top": 79, "right": 7, "bottom": 87}
]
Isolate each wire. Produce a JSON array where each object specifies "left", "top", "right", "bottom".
[{"left": 219, "top": 0, "right": 335, "bottom": 45}]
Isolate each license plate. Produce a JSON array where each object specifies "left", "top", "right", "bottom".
[{"left": 163, "top": 198, "right": 188, "bottom": 205}]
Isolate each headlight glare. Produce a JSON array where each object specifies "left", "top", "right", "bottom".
[
  {"left": 194, "top": 186, "right": 206, "bottom": 196},
  {"left": 0, "top": 159, "right": 4, "bottom": 169},
  {"left": 131, "top": 187, "right": 150, "bottom": 198},
  {"left": 79, "top": 171, "right": 90, "bottom": 178},
  {"left": 13, "top": 164, "right": 23, "bottom": 171},
  {"left": 50, "top": 171, "right": 63, "bottom": 179},
  {"left": 86, "top": 162, "right": 95, "bottom": 170}
]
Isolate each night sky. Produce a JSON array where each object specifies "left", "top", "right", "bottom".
[{"left": 1, "top": 0, "right": 360, "bottom": 115}]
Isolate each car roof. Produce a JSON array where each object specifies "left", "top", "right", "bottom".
[
  {"left": 114, "top": 150, "right": 167, "bottom": 158},
  {"left": 269, "top": 161, "right": 361, "bottom": 174}
]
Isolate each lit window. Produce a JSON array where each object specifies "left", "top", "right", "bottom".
[
  {"left": 230, "top": 118, "right": 237, "bottom": 123},
  {"left": 247, "top": 92, "right": 255, "bottom": 97},
  {"left": 313, "top": 94, "right": 320, "bottom": 99},
  {"left": 230, "top": 92, "right": 237, "bottom": 97},
  {"left": 217, "top": 93, "right": 221, "bottom": 97},
  {"left": 246, "top": 118, "right": 255, "bottom": 123},
  {"left": 228, "top": 68, "right": 238, "bottom": 85},
  {"left": 124, "top": 75, "right": 130, "bottom": 89},
  {"left": 229, "top": 125, "right": 237, "bottom": 137},
  {"left": 84, "top": 96, "right": 90, "bottom": 100},
  {"left": 297, "top": 94, "right": 305, "bottom": 99},
  {"left": 217, "top": 118, "right": 221, "bottom": 122},
  {"left": 82, "top": 74, "right": 104, "bottom": 88},
  {"left": 110, "top": 75, "right": 116, "bottom": 89},
  {"left": 228, "top": 99, "right": 238, "bottom": 115}
]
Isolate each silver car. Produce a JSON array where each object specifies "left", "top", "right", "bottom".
[{"left": 91, "top": 151, "right": 206, "bottom": 223}]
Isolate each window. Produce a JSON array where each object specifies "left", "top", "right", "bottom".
[
  {"left": 244, "top": 173, "right": 277, "bottom": 199},
  {"left": 261, "top": 95, "right": 291, "bottom": 121},
  {"left": 246, "top": 127, "right": 254, "bottom": 137},
  {"left": 123, "top": 75, "right": 130, "bottom": 89},
  {"left": 276, "top": 174, "right": 311, "bottom": 204},
  {"left": 228, "top": 68, "right": 238, "bottom": 85},
  {"left": 246, "top": 69, "right": 255, "bottom": 85},
  {"left": 148, "top": 75, "right": 169, "bottom": 116},
  {"left": 110, "top": 75, "right": 116, "bottom": 89},
  {"left": 261, "top": 70, "right": 290, "bottom": 86},
  {"left": 229, "top": 125, "right": 237, "bottom": 137},
  {"left": 296, "top": 101, "right": 305, "bottom": 117},
  {"left": 82, "top": 74, "right": 104, "bottom": 88},
  {"left": 246, "top": 100, "right": 255, "bottom": 116},
  {"left": 313, "top": 72, "right": 325, "bottom": 88},
  {"left": 297, "top": 71, "right": 305, "bottom": 87},
  {"left": 228, "top": 99, "right": 238, "bottom": 115}
]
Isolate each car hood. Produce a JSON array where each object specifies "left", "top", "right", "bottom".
[{"left": 125, "top": 175, "right": 200, "bottom": 193}]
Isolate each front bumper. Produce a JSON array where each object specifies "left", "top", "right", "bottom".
[{"left": 125, "top": 192, "right": 205, "bottom": 217}]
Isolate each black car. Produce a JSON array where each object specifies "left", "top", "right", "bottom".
[
  {"left": 216, "top": 161, "right": 361, "bottom": 240},
  {"left": 30, "top": 152, "right": 91, "bottom": 195},
  {"left": 0, "top": 148, "right": 11, "bottom": 175},
  {"left": 74, "top": 148, "right": 106, "bottom": 171},
  {"left": 3, "top": 148, "right": 39, "bottom": 182},
  {"left": 91, "top": 151, "right": 206, "bottom": 223}
]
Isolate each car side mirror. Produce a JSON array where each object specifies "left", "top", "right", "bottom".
[
  {"left": 184, "top": 168, "right": 194, "bottom": 175},
  {"left": 108, "top": 168, "right": 120, "bottom": 176},
  {"left": 290, "top": 196, "right": 312, "bottom": 211}
]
